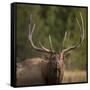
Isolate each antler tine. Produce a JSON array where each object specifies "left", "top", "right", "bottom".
[
  {"left": 28, "top": 15, "right": 53, "bottom": 53},
  {"left": 80, "top": 12, "right": 85, "bottom": 42},
  {"left": 62, "top": 31, "right": 68, "bottom": 49},
  {"left": 39, "top": 34, "right": 55, "bottom": 53},
  {"left": 49, "top": 34, "right": 54, "bottom": 52},
  {"left": 39, "top": 42, "right": 52, "bottom": 52},
  {"left": 62, "top": 12, "right": 85, "bottom": 54}
]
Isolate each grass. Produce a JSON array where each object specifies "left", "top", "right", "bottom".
[{"left": 62, "top": 70, "right": 87, "bottom": 83}]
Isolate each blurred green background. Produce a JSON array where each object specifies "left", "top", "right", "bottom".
[{"left": 16, "top": 4, "right": 87, "bottom": 71}]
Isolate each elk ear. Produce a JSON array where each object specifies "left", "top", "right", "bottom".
[
  {"left": 45, "top": 53, "right": 52, "bottom": 60},
  {"left": 45, "top": 55, "right": 49, "bottom": 60}
]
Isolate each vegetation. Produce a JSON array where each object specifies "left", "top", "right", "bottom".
[
  {"left": 62, "top": 70, "right": 87, "bottom": 83},
  {"left": 16, "top": 4, "right": 87, "bottom": 71}
]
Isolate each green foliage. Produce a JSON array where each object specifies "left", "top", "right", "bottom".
[{"left": 16, "top": 4, "right": 87, "bottom": 70}]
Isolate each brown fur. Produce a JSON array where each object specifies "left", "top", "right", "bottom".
[
  {"left": 16, "top": 53, "right": 64, "bottom": 86},
  {"left": 16, "top": 58, "right": 48, "bottom": 86}
]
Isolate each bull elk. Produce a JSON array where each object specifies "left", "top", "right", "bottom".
[{"left": 16, "top": 13, "right": 84, "bottom": 86}]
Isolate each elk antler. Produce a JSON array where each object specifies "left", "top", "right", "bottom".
[
  {"left": 62, "top": 12, "right": 85, "bottom": 54},
  {"left": 28, "top": 15, "right": 55, "bottom": 53}
]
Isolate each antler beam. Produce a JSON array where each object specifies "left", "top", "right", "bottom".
[
  {"left": 62, "top": 12, "right": 85, "bottom": 54},
  {"left": 28, "top": 15, "right": 55, "bottom": 53}
]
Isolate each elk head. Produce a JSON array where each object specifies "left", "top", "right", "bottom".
[{"left": 28, "top": 13, "right": 84, "bottom": 84}]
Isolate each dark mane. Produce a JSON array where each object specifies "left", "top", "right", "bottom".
[{"left": 47, "top": 54, "right": 61, "bottom": 84}]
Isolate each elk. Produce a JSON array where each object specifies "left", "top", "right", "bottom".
[{"left": 16, "top": 13, "right": 84, "bottom": 86}]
